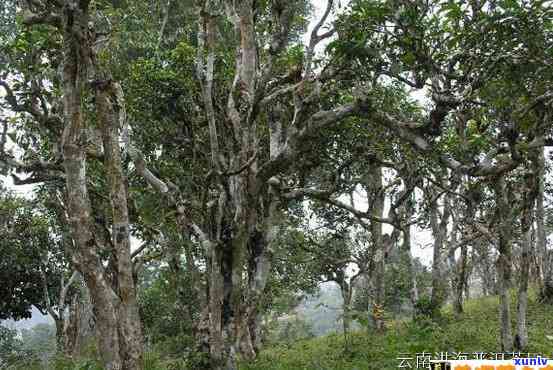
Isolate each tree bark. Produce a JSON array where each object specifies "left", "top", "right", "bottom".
[
  {"left": 96, "top": 82, "right": 144, "bottom": 368},
  {"left": 65, "top": 283, "right": 95, "bottom": 358},
  {"left": 397, "top": 174, "right": 419, "bottom": 310},
  {"left": 515, "top": 205, "right": 532, "bottom": 350},
  {"left": 58, "top": 2, "right": 143, "bottom": 368},
  {"left": 60, "top": 2, "right": 125, "bottom": 366},
  {"left": 463, "top": 249, "right": 472, "bottom": 300},
  {"left": 493, "top": 176, "right": 514, "bottom": 352},
  {"left": 429, "top": 183, "right": 451, "bottom": 318},
  {"left": 41, "top": 268, "right": 78, "bottom": 355},
  {"left": 515, "top": 156, "right": 539, "bottom": 350},
  {"left": 536, "top": 148, "right": 552, "bottom": 301},
  {"left": 475, "top": 237, "right": 497, "bottom": 296},
  {"left": 453, "top": 245, "right": 467, "bottom": 316},
  {"left": 366, "top": 165, "right": 386, "bottom": 331},
  {"left": 338, "top": 279, "right": 353, "bottom": 350},
  {"left": 448, "top": 189, "right": 469, "bottom": 317},
  {"left": 242, "top": 182, "right": 283, "bottom": 358},
  {"left": 403, "top": 222, "right": 419, "bottom": 307}
]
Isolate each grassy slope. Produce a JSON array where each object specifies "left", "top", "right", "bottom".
[{"left": 241, "top": 292, "right": 553, "bottom": 370}]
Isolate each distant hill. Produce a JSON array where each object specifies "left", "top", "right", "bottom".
[
  {"left": 294, "top": 282, "right": 361, "bottom": 337},
  {"left": 1, "top": 306, "right": 54, "bottom": 332}
]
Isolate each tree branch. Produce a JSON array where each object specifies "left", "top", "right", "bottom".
[
  {"left": 40, "top": 267, "right": 59, "bottom": 321},
  {"left": 305, "top": 0, "right": 335, "bottom": 77},
  {"left": 257, "top": 100, "right": 362, "bottom": 182},
  {"left": 282, "top": 187, "right": 402, "bottom": 229}
]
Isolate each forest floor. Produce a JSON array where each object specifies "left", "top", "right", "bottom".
[
  {"left": 241, "top": 291, "right": 553, "bottom": 370},
  {"left": 9, "top": 291, "right": 553, "bottom": 369}
]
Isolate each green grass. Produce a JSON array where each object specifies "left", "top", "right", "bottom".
[
  {"left": 240, "top": 292, "right": 553, "bottom": 370},
  {"left": 7, "top": 292, "right": 553, "bottom": 369}
]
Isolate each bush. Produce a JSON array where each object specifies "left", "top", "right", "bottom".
[
  {"left": 0, "top": 325, "right": 40, "bottom": 369},
  {"left": 413, "top": 295, "right": 440, "bottom": 321}
]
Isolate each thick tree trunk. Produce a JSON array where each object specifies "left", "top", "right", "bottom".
[
  {"left": 536, "top": 148, "right": 553, "bottom": 302},
  {"left": 53, "top": 318, "right": 64, "bottom": 353},
  {"left": 206, "top": 177, "right": 253, "bottom": 370},
  {"left": 205, "top": 119, "right": 287, "bottom": 370},
  {"left": 493, "top": 176, "right": 514, "bottom": 352},
  {"left": 59, "top": 3, "right": 143, "bottom": 368},
  {"left": 447, "top": 211, "right": 462, "bottom": 316},
  {"left": 463, "top": 250, "right": 472, "bottom": 301},
  {"left": 189, "top": 0, "right": 335, "bottom": 367},
  {"left": 66, "top": 195, "right": 123, "bottom": 370},
  {"left": 450, "top": 239, "right": 467, "bottom": 317},
  {"left": 242, "top": 185, "right": 282, "bottom": 358},
  {"left": 96, "top": 82, "right": 144, "bottom": 368},
  {"left": 339, "top": 280, "right": 353, "bottom": 350},
  {"left": 515, "top": 158, "right": 539, "bottom": 350},
  {"left": 404, "top": 224, "right": 419, "bottom": 307},
  {"left": 61, "top": 47, "right": 124, "bottom": 370},
  {"left": 65, "top": 285, "right": 95, "bottom": 358},
  {"left": 515, "top": 213, "right": 532, "bottom": 350},
  {"left": 397, "top": 183, "right": 419, "bottom": 310},
  {"left": 195, "top": 4, "right": 257, "bottom": 367},
  {"left": 476, "top": 238, "right": 496, "bottom": 296},
  {"left": 371, "top": 248, "right": 385, "bottom": 331},
  {"left": 456, "top": 245, "right": 467, "bottom": 315},
  {"left": 207, "top": 240, "right": 227, "bottom": 370},
  {"left": 429, "top": 188, "right": 450, "bottom": 318},
  {"left": 223, "top": 93, "right": 288, "bottom": 365},
  {"left": 366, "top": 165, "right": 386, "bottom": 331}
]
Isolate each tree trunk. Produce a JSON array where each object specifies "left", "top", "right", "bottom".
[
  {"left": 242, "top": 183, "right": 282, "bottom": 358},
  {"left": 493, "top": 176, "right": 514, "bottom": 352},
  {"left": 404, "top": 224, "right": 419, "bottom": 307},
  {"left": 206, "top": 177, "right": 253, "bottom": 370},
  {"left": 61, "top": 33, "right": 124, "bottom": 370},
  {"left": 515, "top": 157, "right": 539, "bottom": 350},
  {"left": 476, "top": 238, "right": 496, "bottom": 296},
  {"left": 365, "top": 165, "right": 386, "bottom": 331},
  {"left": 339, "top": 279, "right": 353, "bottom": 351},
  {"left": 96, "top": 82, "right": 144, "bottom": 368},
  {"left": 463, "top": 249, "right": 472, "bottom": 301},
  {"left": 429, "top": 186, "right": 451, "bottom": 318},
  {"left": 53, "top": 318, "right": 64, "bottom": 353},
  {"left": 397, "top": 181, "right": 419, "bottom": 310},
  {"left": 207, "top": 239, "right": 226, "bottom": 370},
  {"left": 536, "top": 148, "right": 552, "bottom": 302},
  {"left": 447, "top": 208, "right": 463, "bottom": 316},
  {"left": 455, "top": 245, "right": 468, "bottom": 315},
  {"left": 65, "top": 285, "right": 95, "bottom": 358},
  {"left": 449, "top": 218, "right": 467, "bottom": 318},
  {"left": 59, "top": 3, "right": 143, "bottom": 368},
  {"left": 515, "top": 209, "right": 532, "bottom": 350}
]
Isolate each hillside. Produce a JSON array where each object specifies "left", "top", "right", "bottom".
[{"left": 241, "top": 292, "right": 553, "bottom": 370}]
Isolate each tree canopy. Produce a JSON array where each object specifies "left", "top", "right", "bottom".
[{"left": 1, "top": 0, "right": 552, "bottom": 369}]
